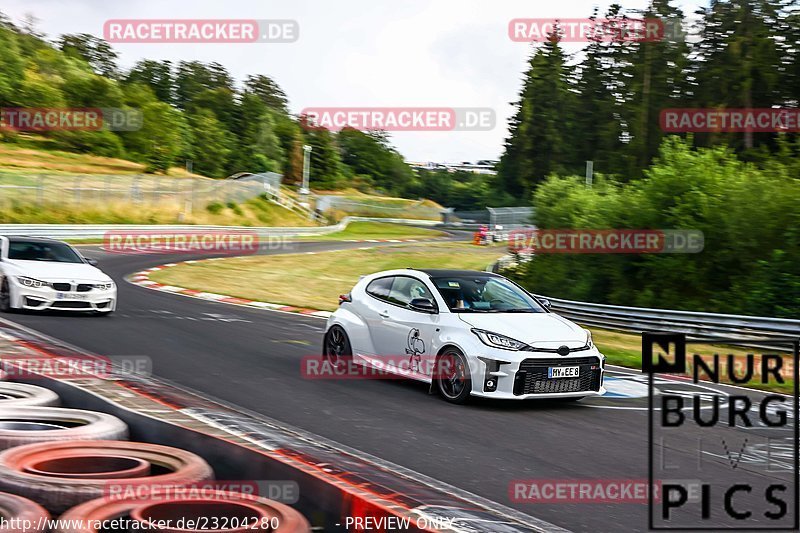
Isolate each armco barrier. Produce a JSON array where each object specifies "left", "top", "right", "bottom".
[
  {"left": 538, "top": 295, "right": 800, "bottom": 349},
  {"left": 0, "top": 216, "right": 440, "bottom": 240}
]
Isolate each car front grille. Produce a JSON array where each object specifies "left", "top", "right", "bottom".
[
  {"left": 524, "top": 344, "right": 592, "bottom": 354},
  {"left": 51, "top": 301, "right": 92, "bottom": 309},
  {"left": 514, "top": 356, "right": 602, "bottom": 395},
  {"left": 49, "top": 283, "right": 94, "bottom": 292}
]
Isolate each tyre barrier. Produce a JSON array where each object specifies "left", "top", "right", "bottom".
[
  {"left": 56, "top": 490, "right": 311, "bottom": 533},
  {"left": 0, "top": 383, "right": 60, "bottom": 408},
  {"left": 0, "top": 491, "right": 50, "bottom": 532},
  {"left": 0, "top": 440, "right": 214, "bottom": 514},
  {"left": 0, "top": 408, "right": 128, "bottom": 451}
]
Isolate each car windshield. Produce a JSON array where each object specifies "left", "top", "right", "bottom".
[
  {"left": 7, "top": 241, "right": 84, "bottom": 263},
  {"left": 431, "top": 275, "right": 546, "bottom": 313}
]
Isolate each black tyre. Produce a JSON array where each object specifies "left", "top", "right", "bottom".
[
  {"left": 324, "top": 326, "right": 352, "bottom": 369},
  {"left": 0, "top": 278, "right": 13, "bottom": 313},
  {"left": 0, "top": 407, "right": 129, "bottom": 451},
  {"left": 435, "top": 348, "right": 472, "bottom": 404}
]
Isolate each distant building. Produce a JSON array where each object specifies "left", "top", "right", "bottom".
[{"left": 407, "top": 160, "right": 498, "bottom": 175}]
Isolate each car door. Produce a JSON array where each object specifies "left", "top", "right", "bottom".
[
  {"left": 358, "top": 276, "right": 395, "bottom": 356},
  {"left": 375, "top": 276, "right": 440, "bottom": 380}
]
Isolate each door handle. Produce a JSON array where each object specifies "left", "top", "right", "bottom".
[{"left": 379, "top": 311, "right": 390, "bottom": 318}]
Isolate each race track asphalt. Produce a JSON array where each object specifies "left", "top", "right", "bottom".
[{"left": 5, "top": 239, "right": 796, "bottom": 532}]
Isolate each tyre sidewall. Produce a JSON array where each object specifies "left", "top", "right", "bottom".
[{"left": 436, "top": 349, "right": 472, "bottom": 404}]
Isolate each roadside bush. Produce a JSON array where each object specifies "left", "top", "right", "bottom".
[
  {"left": 508, "top": 138, "right": 800, "bottom": 317},
  {"left": 205, "top": 201, "right": 224, "bottom": 214}
]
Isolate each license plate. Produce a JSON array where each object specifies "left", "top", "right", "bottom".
[
  {"left": 548, "top": 366, "right": 580, "bottom": 378},
  {"left": 56, "top": 293, "right": 87, "bottom": 300}
]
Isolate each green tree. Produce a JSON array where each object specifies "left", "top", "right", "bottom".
[
  {"left": 119, "top": 101, "right": 186, "bottom": 173},
  {"left": 497, "top": 29, "right": 577, "bottom": 197},
  {"left": 622, "top": 0, "right": 691, "bottom": 175},
  {"left": 125, "top": 60, "right": 173, "bottom": 103},
  {"left": 251, "top": 111, "right": 285, "bottom": 172},
  {"left": 174, "top": 61, "right": 233, "bottom": 110},
  {"left": 58, "top": 33, "right": 119, "bottom": 78},
  {"left": 337, "top": 128, "right": 414, "bottom": 194},
  {"left": 301, "top": 118, "right": 343, "bottom": 189},
  {"left": 692, "top": 0, "right": 784, "bottom": 151},
  {"left": 243, "top": 74, "right": 288, "bottom": 113},
  {"left": 0, "top": 26, "right": 24, "bottom": 106},
  {"left": 186, "top": 109, "right": 234, "bottom": 177}
]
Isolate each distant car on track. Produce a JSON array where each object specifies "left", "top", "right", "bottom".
[
  {"left": 0, "top": 236, "right": 116, "bottom": 315},
  {"left": 324, "top": 269, "right": 606, "bottom": 403}
]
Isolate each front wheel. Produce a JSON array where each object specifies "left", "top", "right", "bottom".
[
  {"left": 0, "top": 278, "right": 13, "bottom": 313},
  {"left": 435, "top": 348, "right": 472, "bottom": 404},
  {"left": 324, "top": 326, "right": 352, "bottom": 369}
]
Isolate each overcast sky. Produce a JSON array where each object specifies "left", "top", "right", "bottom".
[{"left": 2, "top": 0, "right": 702, "bottom": 163}]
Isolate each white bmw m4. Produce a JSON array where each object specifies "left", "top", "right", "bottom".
[
  {"left": 324, "top": 269, "right": 606, "bottom": 403},
  {"left": 0, "top": 236, "right": 116, "bottom": 315}
]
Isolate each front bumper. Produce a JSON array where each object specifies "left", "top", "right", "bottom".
[
  {"left": 12, "top": 282, "right": 116, "bottom": 312},
  {"left": 470, "top": 349, "right": 606, "bottom": 400}
]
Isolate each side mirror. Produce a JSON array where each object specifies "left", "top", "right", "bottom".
[
  {"left": 539, "top": 298, "right": 552, "bottom": 310},
  {"left": 409, "top": 298, "right": 437, "bottom": 313},
  {"left": 86, "top": 258, "right": 99, "bottom": 267}
]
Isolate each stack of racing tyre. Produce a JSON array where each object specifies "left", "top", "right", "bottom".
[{"left": 0, "top": 372, "right": 311, "bottom": 532}]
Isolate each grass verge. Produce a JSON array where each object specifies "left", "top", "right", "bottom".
[
  {"left": 149, "top": 242, "right": 500, "bottom": 311},
  {"left": 0, "top": 195, "right": 313, "bottom": 226},
  {"left": 305, "top": 221, "right": 445, "bottom": 241},
  {"left": 0, "top": 142, "right": 198, "bottom": 176}
]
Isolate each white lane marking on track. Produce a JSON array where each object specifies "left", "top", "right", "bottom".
[{"left": 580, "top": 370, "right": 730, "bottom": 411}]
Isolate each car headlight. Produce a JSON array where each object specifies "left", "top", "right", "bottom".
[
  {"left": 93, "top": 282, "right": 115, "bottom": 291},
  {"left": 472, "top": 329, "right": 531, "bottom": 351},
  {"left": 16, "top": 276, "right": 49, "bottom": 288},
  {"left": 584, "top": 329, "right": 594, "bottom": 349}
]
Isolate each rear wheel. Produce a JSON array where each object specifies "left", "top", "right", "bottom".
[
  {"left": 324, "top": 326, "right": 352, "bottom": 369},
  {"left": 436, "top": 348, "right": 472, "bottom": 404}
]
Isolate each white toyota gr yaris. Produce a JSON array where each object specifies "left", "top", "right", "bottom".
[
  {"left": 0, "top": 236, "right": 116, "bottom": 315},
  {"left": 324, "top": 269, "right": 606, "bottom": 403}
]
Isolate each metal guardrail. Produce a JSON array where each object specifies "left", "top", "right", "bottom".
[
  {"left": 0, "top": 217, "right": 440, "bottom": 239},
  {"left": 538, "top": 295, "right": 800, "bottom": 349},
  {"left": 488, "top": 253, "right": 798, "bottom": 348}
]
